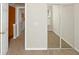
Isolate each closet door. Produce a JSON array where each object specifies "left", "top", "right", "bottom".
[{"left": 25, "top": 4, "right": 47, "bottom": 49}]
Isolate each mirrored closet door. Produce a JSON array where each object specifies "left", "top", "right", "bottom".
[{"left": 47, "top": 4, "right": 74, "bottom": 49}]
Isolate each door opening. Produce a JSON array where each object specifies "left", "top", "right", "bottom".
[{"left": 7, "top": 3, "right": 25, "bottom": 54}]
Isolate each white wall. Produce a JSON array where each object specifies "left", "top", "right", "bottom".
[
  {"left": 19, "top": 8, "right": 25, "bottom": 33},
  {"left": 74, "top": 4, "right": 79, "bottom": 52},
  {"left": 25, "top": 3, "right": 47, "bottom": 50},
  {"left": 52, "top": 5, "right": 60, "bottom": 36}
]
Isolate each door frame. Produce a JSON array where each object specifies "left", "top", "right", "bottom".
[
  {"left": 1, "top": 3, "right": 8, "bottom": 55},
  {"left": 1, "top": 4, "right": 25, "bottom": 55}
]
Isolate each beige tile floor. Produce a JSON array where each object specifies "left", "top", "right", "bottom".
[{"left": 7, "top": 32, "right": 79, "bottom": 55}]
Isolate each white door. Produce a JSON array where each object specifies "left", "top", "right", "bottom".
[{"left": 1, "top": 3, "right": 8, "bottom": 55}]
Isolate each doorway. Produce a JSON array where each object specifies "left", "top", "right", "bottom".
[{"left": 7, "top": 3, "right": 25, "bottom": 54}]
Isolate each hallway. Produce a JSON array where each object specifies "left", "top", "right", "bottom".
[
  {"left": 48, "top": 31, "right": 60, "bottom": 48},
  {"left": 48, "top": 31, "right": 72, "bottom": 48},
  {"left": 7, "top": 32, "right": 79, "bottom": 55}
]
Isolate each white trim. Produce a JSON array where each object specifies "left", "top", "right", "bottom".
[
  {"left": 48, "top": 48, "right": 73, "bottom": 50},
  {"left": 59, "top": 5, "right": 62, "bottom": 49},
  {"left": 1, "top": 3, "right": 9, "bottom": 55},
  {"left": 25, "top": 48, "right": 47, "bottom": 50},
  {"left": 1, "top": 47, "right": 8, "bottom": 55},
  {"left": 14, "top": 8, "right": 19, "bottom": 39},
  {"left": 13, "top": 24, "right": 17, "bottom": 39},
  {"left": 51, "top": 29, "right": 61, "bottom": 38},
  {"left": 25, "top": 3, "right": 27, "bottom": 50},
  {"left": 25, "top": 48, "right": 72, "bottom": 50},
  {"left": 15, "top": 8, "right": 19, "bottom": 37},
  {"left": 74, "top": 47, "right": 79, "bottom": 53},
  {"left": 61, "top": 37, "right": 73, "bottom": 48},
  {"left": 1, "top": 3, "right": 2, "bottom": 55},
  {"left": 73, "top": 5, "right": 75, "bottom": 50}
]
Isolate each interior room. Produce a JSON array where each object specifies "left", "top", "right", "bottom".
[
  {"left": 1, "top": 3, "right": 79, "bottom": 55},
  {"left": 7, "top": 3, "right": 25, "bottom": 54},
  {"left": 1, "top": 3, "right": 25, "bottom": 55}
]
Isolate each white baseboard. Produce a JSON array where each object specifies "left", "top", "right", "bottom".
[
  {"left": 74, "top": 47, "right": 79, "bottom": 52},
  {"left": 25, "top": 48, "right": 47, "bottom": 50},
  {"left": 60, "top": 37, "right": 73, "bottom": 48},
  {"left": 53, "top": 30, "right": 60, "bottom": 37}
]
